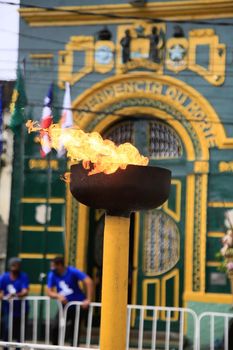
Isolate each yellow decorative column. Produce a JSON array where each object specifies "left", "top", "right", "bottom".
[{"left": 100, "top": 215, "right": 130, "bottom": 350}]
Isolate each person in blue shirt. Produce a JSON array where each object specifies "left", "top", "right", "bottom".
[
  {"left": 0, "top": 257, "right": 29, "bottom": 350},
  {"left": 47, "top": 256, "right": 93, "bottom": 345}
]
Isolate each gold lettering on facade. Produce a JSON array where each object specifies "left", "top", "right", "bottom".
[
  {"left": 148, "top": 82, "right": 163, "bottom": 94},
  {"left": 165, "top": 86, "right": 188, "bottom": 105},
  {"left": 165, "top": 86, "right": 177, "bottom": 99},
  {"left": 77, "top": 79, "right": 216, "bottom": 146}
]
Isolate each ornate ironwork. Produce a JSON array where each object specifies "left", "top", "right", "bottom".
[
  {"left": 149, "top": 120, "right": 183, "bottom": 159},
  {"left": 143, "top": 209, "right": 180, "bottom": 275},
  {"left": 103, "top": 121, "right": 134, "bottom": 145}
]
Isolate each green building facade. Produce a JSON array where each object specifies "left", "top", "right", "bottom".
[{"left": 8, "top": 0, "right": 233, "bottom": 322}]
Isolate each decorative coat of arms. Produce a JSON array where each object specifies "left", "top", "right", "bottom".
[{"left": 116, "top": 22, "right": 166, "bottom": 74}]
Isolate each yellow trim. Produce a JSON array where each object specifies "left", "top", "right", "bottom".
[
  {"left": 219, "top": 161, "right": 233, "bottom": 172},
  {"left": 20, "top": 226, "right": 64, "bottom": 232},
  {"left": 76, "top": 204, "right": 89, "bottom": 271},
  {"left": 208, "top": 202, "right": 233, "bottom": 208},
  {"left": 28, "top": 159, "right": 59, "bottom": 170},
  {"left": 161, "top": 269, "right": 179, "bottom": 321},
  {"left": 58, "top": 36, "right": 94, "bottom": 88},
  {"left": 21, "top": 198, "right": 65, "bottom": 204},
  {"left": 19, "top": 253, "right": 60, "bottom": 259},
  {"left": 208, "top": 232, "right": 225, "bottom": 238},
  {"left": 142, "top": 279, "right": 160, "bottom": 321},
  {"left": 29, "top": 284, "right": 42, "bottom": 295},
  {"left": 189, "top": 29, "right": 226, "bottom": 86},
  {"left": 200, "top": 174, "right": 208, "bottom": 293},
  {"left": 47, "top": 227, "right": 64, "bottom": 232},
  {"left": 194, "top": 161, "right": 209, "bottom": 174},
  {"left": 206, "top": 261, "right": 221, "bottom": 267},
  {"left": 163, "top": 179, "right": 182, "bottom": 222},
  {"left": 131, "top": 212, "right": 140, "bottom": 326},
  {"left": 184, "top": 175, "right": 195, "bottom": 294},
  {"left": 29, "top": 53, "right": 54, "bottom": 59},
  {"left": 19, "top": 1, "right": 233, "bottom": 27},
  {"left": 184, "top": 291, "right": 233, "bottom": 304}
]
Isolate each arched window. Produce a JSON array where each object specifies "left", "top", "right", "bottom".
[{"left": 103, "top": 117, "right": 183, "bottom": 159}]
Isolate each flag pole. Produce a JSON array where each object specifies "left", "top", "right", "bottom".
[
  {"left": 38, "top": 151, "right": 52, "bottom": 341},
  {"left": 38, "top": 82, "right": 54, "bottom": 339},
  {"left": 37, "top": 83, "right": 54, "bottom": 296},
  {"left": 19, "top": 60, "right": 26, "bottom": 257},
  {"left": 40, "top": 150, "right": 52, "bottom": 296}
]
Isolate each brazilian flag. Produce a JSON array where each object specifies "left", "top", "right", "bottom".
[{"left": 9, "top": 68, "right": 27, "bottom": 133}]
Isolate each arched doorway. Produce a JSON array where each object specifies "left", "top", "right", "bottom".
[
  {"left": 87, "top": 116, "right": 186, "bottom": 328},
  {"left": 66, "top": 73, "right": 228, "bottom": 314}
]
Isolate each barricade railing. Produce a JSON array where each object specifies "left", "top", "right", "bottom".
[
  {"left": 0, "top": 296, "right": 63, "bottom": 346},
  {"left": 126, "top": 304, "right": 198, "bottom": 350},
  {"left": 59, "top": 302, "right": 199, "bottom": 349},
  {"left": 0, "top": 341, "right": 91, "bottom": 349},
  {"left": 198, "top": 311, "right": 233, "bottom": 350},
  {"left": 1, "top": 298, "right": 199, "bottom": 349},
  {"left": 1, "top": 297, "right": 233, "bottom": 349},
  {"left": 60, "top": 301, "right": 101, "bottom": 348}
]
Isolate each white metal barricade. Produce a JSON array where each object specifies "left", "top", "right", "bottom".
[
  {"left": 1, "top": 298, "right": 199, "bottom": 349},
  {"left": 60, "top": 302, "right": 101, "bottom": 348},
  {"left": 60, "top": 302, "right": 199, "bottom": 349},
  {"left": 1, "top": 297, "right": 233, "bottom": 350},
  {"left": 0, "top": 296, "right": 63, "bottom": 345},
  {"left": 0, "top": 341, "right": 93, "bottom": 349},
  {"left": 126, "top": 304, "right": 198, "bottom": 350},
  {"left": 198, "top": 311, "right": 233, "bottom": 350}
]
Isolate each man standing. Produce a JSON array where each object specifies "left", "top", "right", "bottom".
[
  {"left": 47, "top": 256, "right": 93, "bottom": 346},
  {"left": 0, "top": 257, "right": 29, "bottom": 350}
]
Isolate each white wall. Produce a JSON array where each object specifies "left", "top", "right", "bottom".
[
  {"left": 0, "top": 111, "right": 13, "bottom": 225},
  {"left": 0, "top": 0, "right": 19, "bottom": 80}
]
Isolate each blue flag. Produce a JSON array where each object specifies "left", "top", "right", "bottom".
[{"left": 0, "top": 85, "right": 3, "bottom": 155}]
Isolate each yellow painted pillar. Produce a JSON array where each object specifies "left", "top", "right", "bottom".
[{"left": 100, "top": 214, "right": 130, "bottom": 350}]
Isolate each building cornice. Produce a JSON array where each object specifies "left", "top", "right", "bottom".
[{"left": 19, "top": 0, "right": 233, "bottom": 27}]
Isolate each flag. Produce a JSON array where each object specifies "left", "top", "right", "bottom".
[
  {"left": 9, "top": 68, "right": 27, "bottom": 133},
  {"left": 40, "top": 84, "right": 53, "bottom": 157},
  {"left": 0, "top": 85, "right": 3, "bottom": 155},
  {"left": 57, "top": 82, "right": 73, "bottom": 157}
]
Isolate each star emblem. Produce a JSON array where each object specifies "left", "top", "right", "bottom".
[{"left": 169, "top": 44, "right": 186, "bottom": 62}]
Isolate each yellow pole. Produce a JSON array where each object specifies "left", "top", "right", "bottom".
[{"left": 100, "top": 214, "right": 130, "bottom": 350}]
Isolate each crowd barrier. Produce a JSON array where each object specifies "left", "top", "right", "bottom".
[{"left": 0, "top": 297, "right": 232, "bottom": 349}]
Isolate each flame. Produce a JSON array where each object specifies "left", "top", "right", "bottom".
[{"left": 26, "top": 121, "right": 149, "bottom": 175}]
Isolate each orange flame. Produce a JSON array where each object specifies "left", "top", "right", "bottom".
[{"left": 26, "top": 121, "right": 149, "bottom": 175}]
